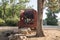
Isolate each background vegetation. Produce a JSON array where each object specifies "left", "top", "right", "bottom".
[
  {"left": 45, "top": 0, "right": 60, "bottom": 25},
  {"left": 0, "top": 0, "right": 30, "bottom": 26},
  {"left": 0, "top": 0, "right": 60, "bottom": 26}
]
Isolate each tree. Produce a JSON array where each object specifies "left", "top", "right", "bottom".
[
  {"left": 0, "top": 0, "right": 30, "bottom": 26},
  {"left": 0, "top": 6, "right": 2, "bottom": 18},
  {"left": 45, "top": 0, "right": 60, "bottom": 25},
  {"left": 36, "top": 0, "right": 45, "bottom": 37},
  {"left": 9, "top": 0, "right": 30, "bottom": 17},
  {"left": 1, "top": 0, "right": 9, "bottom": 19},
  {"left": 45, "top": 9, "right": 58, "bottom": 25},
  {"left": 45, "top": 0, "right": 60, "bottom": 13},
  {"left": 10, "top": 0, "right": 15, "bottom": 17}
]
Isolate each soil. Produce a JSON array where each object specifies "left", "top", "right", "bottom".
[{"left": 0, "top": 27, "right": 60, "bottom": 40}]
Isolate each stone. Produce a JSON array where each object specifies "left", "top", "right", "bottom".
[
  {"left": 8, "top": 34, "right": 27, "bottom": 40},
  {"left": 18, "top": 28, "right": 32, "bottom": 35}
]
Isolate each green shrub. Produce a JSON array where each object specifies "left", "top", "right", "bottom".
[
  {"left": 5, "top": 16, "right": 19, "bottom": 26},
  {"left": 46, "top": 18, "right": 58, "bottom": 25},
  {"left": 0, "top": 18, "right": 5, "bottom": 26},
  {"left": 45, "top": 9, "right": 58, "bottom": 26}
]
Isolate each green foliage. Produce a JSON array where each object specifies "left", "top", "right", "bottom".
[
  {"left": 45, "top": 0, "right": 59, "bottom": 13},
  {"left": 0, "top": 18, "right": 5, "bottom": 26},
  {"left": 46, "top": 18, "right": 58, "bottom": 25},
  {"left": 0, "top": 7, "right": 2, "bottom": 18},
  {"left": 0, "top": 0, "right": 30, "bottom": 26},
  {"left": 45, "top": 9, "right": 58, "bottom": 25},
  {"left": 10, "top": 0, "right": 14, "bottom": 3},
  {"left": 19, "top": 0, "right": 30, "bottom": 3},
  {"left": 44, "top": 0, "right": 59, "bottom": 25},
  {"left": 5, "top": 16, "right": 19, "bottom": 26}
]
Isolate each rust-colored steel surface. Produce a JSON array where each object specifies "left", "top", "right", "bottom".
[{"left": 18, "top": 9, "right": 38, "bottom": 29}]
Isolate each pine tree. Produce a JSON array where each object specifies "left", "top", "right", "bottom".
[{"left": 45, "top": 9, "right": 58, "bottom": 25}]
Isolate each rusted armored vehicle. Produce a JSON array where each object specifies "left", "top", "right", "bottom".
[{"left": 18, "top": 9, "right": 38, "bottom": 29}]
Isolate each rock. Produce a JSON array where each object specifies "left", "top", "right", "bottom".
[
  {"left": 1, "top": 30, "right": 14, "bottom": 37},
  {"left": 18, "top": 28, "right": 31, "bottom": 35},
  {"left": 8, "top": 34, "right": 27, "bottom": 40}
]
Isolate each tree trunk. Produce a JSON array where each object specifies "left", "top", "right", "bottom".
[
  {"left": 12, "top": 5, "right": 15, "bottom": 17},
  {"left": 3, "top": 4, "right": 6, "bottom": 19},
  {"left": 36, "top": 0, "right": 45, "bottom": 37},
  {"left": 12, "top": 8, "right": 15, "bottom": 17}
]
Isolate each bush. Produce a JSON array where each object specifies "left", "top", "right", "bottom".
[
  {"left": 46, "top": 18, "right": 58, "bottom": 25},
  {"left": 5, "top": 16, "right": 19, "bottom": 26},
  {"left": 45, "top": 9, "right": 58, "bottom": 26},
  {"left": 0, "top": 18, "right": 5, "bottom": 26}
]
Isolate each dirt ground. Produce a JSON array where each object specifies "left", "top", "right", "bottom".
[
  {"left": 28, "top": 29, "right": 60, "bottom": 40},
  {"left": 0, "top": 27, "right": 60, "bottom": 40}
]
